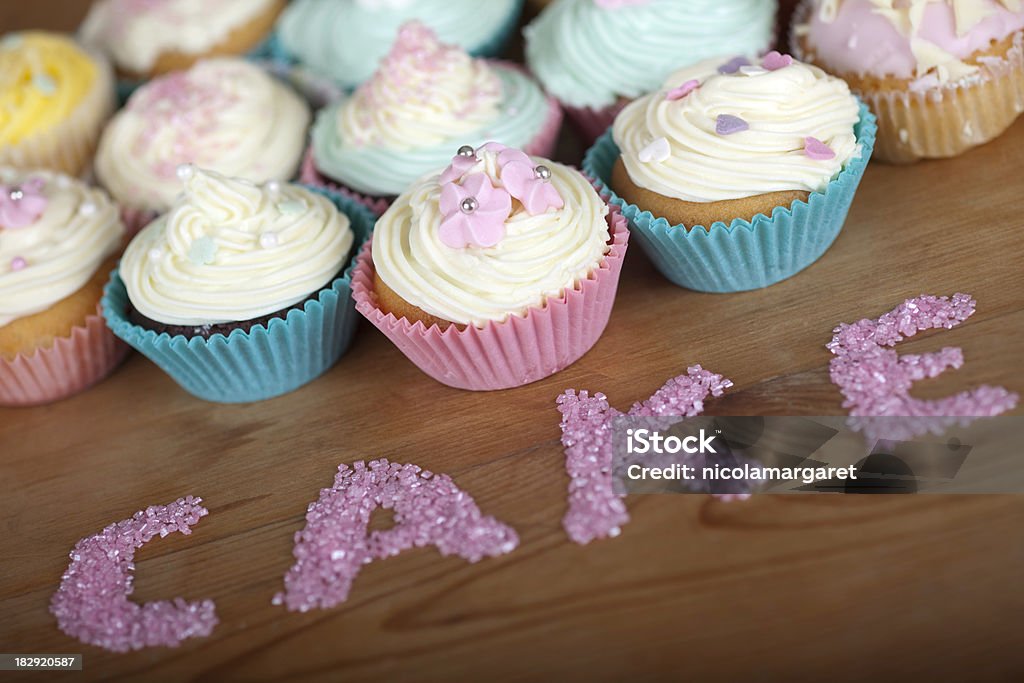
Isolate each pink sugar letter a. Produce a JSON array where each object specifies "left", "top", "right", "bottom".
[{"left": 274, "top": 459, "right": 518, "bottom": 612}]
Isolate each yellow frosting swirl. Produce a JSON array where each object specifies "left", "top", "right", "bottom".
[{"left": 0, "top": 32, "right": 98, "bottom": 145}]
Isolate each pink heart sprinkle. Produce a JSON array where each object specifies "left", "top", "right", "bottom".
[
  {"left": 762, "top": 51, "right": 794, "bottom": 71},
  {"left": 716, "top": 114, "right": 749, "bottom": 136},
  {"left": 804, "top": 137, "right": 836, "bottom": 160},
  {"left": 665, "top": 79, "right": 700, "bottom": 101}
]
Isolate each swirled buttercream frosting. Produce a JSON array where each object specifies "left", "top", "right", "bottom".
[
  {"left": 525, "top": 0, "right": 777, "bottom": 110},
  {"left": 311, "top": 22, "right": 551, "bottom": 197},
  {"left": 0, "top": 167, "right": 123, "bottom": 327},
  {"left": 80, "top": 0, "right": 278, "bottom": 73},
  {"left": 372, "top": 143, "right": 610, "bottom": 327},
  {"left": 96, "top": 58, "right": 310, "bottom": 212},
  {"left": 277, "top": 0, "right": 521, "bottom": 89},
  {"left": 120, "top": 167, "right": 353, "bottom": 326},
  {"left": 613, "top": 55, "right": 862, "bottom": 203}
]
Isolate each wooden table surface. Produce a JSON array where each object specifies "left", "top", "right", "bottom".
[{"left": 3, "top": 2, "right": 1023, "bottom": 682}]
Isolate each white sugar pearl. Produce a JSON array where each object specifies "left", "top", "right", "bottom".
[
  {"left": 259, "top": 232, "right": 279, "bottom": 248},
  {"left": 148, "top": 247, "right": 163, "bottom": 261},
  {"left": 176, "top": 164, "right": 196, "bottom": 181},
  {"left": 78, "top": 202, "right": 97, "bottom": 216}
]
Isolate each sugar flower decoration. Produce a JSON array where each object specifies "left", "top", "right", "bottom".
[
  {"left": 0, "top": 177, "right": 47, "bottom": 229},
  {"left": 439, "top": 172, "right": 512, "bottom": 249},
  {"left": 497, "top": 147, "right": 564, "bottom": 216}
]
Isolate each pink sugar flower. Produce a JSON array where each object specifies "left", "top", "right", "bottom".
[
  {"left": 497, "top": 147, "right": 564, "bottom": 216},
  {"left": 439, "top": 172, "right": 512, "bottom": 249},
  {"left": 0, "top": 177, "right": 48, "bottom": 229}
]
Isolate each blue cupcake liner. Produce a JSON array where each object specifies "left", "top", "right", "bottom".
[
  {"left": 101, "top": 186, "right": 376, "bottom": 403},
  {"left": 583, "top": 103, "right": 877, "bottom": 293},
  {"left": 262, "top": 0, "right": 525, "bottom": 91}
]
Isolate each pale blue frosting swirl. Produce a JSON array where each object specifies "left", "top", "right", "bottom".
[
  {"left": 525, "top": 0, "right": 778, "bottom": 110},
  {"left": 277, "top": 0, "right": 522, "bottom": 90},
  {"left": 311, "top": 65, "right": 551, "bottom": 197}
]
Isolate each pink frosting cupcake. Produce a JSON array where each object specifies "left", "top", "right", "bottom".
[{"left": 793, "top": 0, "right": 1024, "bottom": 163}]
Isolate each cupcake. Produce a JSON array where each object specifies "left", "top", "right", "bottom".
[
  {"left": 95, "top": 58, "right": 311, "bottom": 230},
  {"left": 274, "top": 0, "right": 524, "bottom": 90},
  {"left": 79, "top": 0, "right": 286, "bottom": 81},
  {"left": 584, "top": 53, "right": 876, "bottom": 292},
  {"left": 103, "top": 167, "right": 374, "bottom": 403},
  {"left": 303, "top": 22, "right": 562, "bottom": 213},
  {"left": 792, "top": 0, "right": 1024, "bottom": 164},
  {"left": 0, "top": 32, "right": 115, "bottom": 177},
  {"left": 0, "top": 168, "right": 128, "bottom": 406},
  {"left": 525, "top": 0, "right": 778, "bottom": 144},
  {"left": 351, "top": 142, "right": 630, "bottom": 391}
]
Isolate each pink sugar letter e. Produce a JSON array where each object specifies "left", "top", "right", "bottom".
[{"left": 828, "top": 293, "right": 1018, "bottom": 440}]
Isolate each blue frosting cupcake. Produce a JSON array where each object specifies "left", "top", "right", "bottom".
[
  {"left": 303, "top": 22, "right": 561, "bottom": 204},
  {"left": 273, "top": 0, "right": 524, "bottom": 90}
]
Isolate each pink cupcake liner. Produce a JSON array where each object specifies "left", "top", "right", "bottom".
[
  {"left": 119, "top": 205, "right": 159, "bottom": 240},
  {"left": 563, "top": 100, "right": 628, "bottom": 147},
  {"left": 0, "top": 303, "right": 129, "bottom": 407},
  {"left": 351, "top": 193, "right": 629, "bottom": 391},
  {"left": 300, "top": 66, "right": 564, "bottom": 215}
]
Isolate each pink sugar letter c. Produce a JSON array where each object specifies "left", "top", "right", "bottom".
[{"left": 49, "top": 496, "right": 217, "bottom": 652}]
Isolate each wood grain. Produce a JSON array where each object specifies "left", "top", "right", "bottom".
[{"left": 2, "top": 2, "right": 1023, "bottom": 681}]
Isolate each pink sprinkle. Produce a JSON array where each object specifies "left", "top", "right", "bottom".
[
  {"left": 49, "top": 496, "right": 217, "bottom": 653},
  {"left": 827, "top": 293, "right": 1019, "bottom": 441},
  {"left": 556, "top": 366, "right": 734, "bottom": 545},
  {"left": 762, "top": 50, "right": 794, "bottom": 71},
  {"left": 665, "top": 79, "right": 700, "bottom": 101},
  {"left": 804, "top": 137, "right": 836, "bottom": 160},
  {"left": 10, "top": 256, "right": 27, "bottom": 271},
  {"left": 275, "top": 459, "right": 518, "bottom": 612}
]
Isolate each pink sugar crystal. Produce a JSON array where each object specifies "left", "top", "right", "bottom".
[
  {"left": 49, "top": 496, "right": 217, "bottom": 653},
  {"left": 274, "top": 459, "right": 518, "bottom": 612},
  {"left": 557, "top": 366, "right": 734, "bottom": 545},
  {"left": 828, "top": 293, "right": 1019, "bottom": 440}
]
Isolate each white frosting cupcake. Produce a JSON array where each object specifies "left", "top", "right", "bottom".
[
  {"left": 613, "top": 54, "right": 862, "bottom": 203},
  {"left": 372, "top": 143, "right": 610, "bottom": 327},
  {"left": 96, "top": 58, "right": 310, "bottom": 212},
  {"left": 80, "top": 0, "right": 280, "bottom": 75},
  {"left": 0, "top": 167, "right": 123, "bottom": 327},
  {"left": 120, "top": 167, "right": 353, "bottom": 327}
]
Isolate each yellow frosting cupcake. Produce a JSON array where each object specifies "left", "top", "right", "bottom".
[{"left": 0, "top": 32, "right": 115, "bottom": 176}]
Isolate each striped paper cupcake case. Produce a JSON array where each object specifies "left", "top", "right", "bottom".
[
  {"left": 0, "top": 303, "right": 129, "bottom": 407},
  {"left": 583, "top": 102, "right": 877, "bottom": 293},
  {"left": 100, "top": 186, "right": 375, "bottom": 404},
  {"left": 351, "top": 194, "right": 629, "bottom": 392}
]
